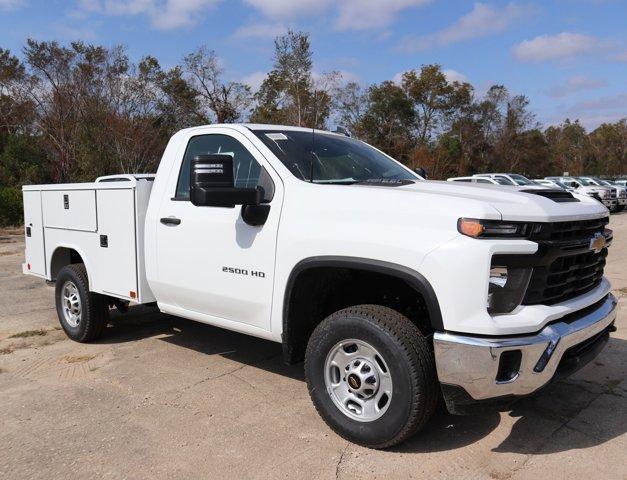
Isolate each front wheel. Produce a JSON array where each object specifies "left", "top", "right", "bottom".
[
  {"left": 55, "top": 264, "right": 109, "bottom": 342},
  {"left": 304, "top": 305, "right": 438, "bottom": 449}
]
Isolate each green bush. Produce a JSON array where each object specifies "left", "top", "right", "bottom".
[{"left": 0, "top": 187, "right": 23, "bottom": 227}]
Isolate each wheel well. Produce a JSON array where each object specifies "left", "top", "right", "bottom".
[
  {"left": 50, "top": 247, "right": 85, "bottom": 281},
  {"left": 282, "top": 262, "right": 439, "bottom": 364}
]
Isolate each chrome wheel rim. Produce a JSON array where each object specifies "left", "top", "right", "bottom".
[
  {"left": 324, "top": 339, "right": 393, "bottom": 422},
  {"left": 61, "top": 281, "right": 82, "bottom": 327}
]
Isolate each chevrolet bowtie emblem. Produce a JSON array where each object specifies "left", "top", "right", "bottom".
[{"left": 589, "top": 232, "right": 606, "bottom": 253}]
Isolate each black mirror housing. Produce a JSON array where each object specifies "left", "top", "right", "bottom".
[{"left": 190, "top": 154, "right": 262, "bottom": 208}]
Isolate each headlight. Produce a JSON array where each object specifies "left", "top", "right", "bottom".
[
  {"left": 458, "top": 218, "right": 534, "bottom": 238},
  {"left": 602, "top": 191, "right": 610, "bottom": 199},
  {"left": 487, "top": 266, "right": 533, "bottom": 314}
]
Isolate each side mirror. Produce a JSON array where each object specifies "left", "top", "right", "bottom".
[
  {"left": 190, "top": 154, "right": 262, "bottom": 208},
  {"left": 414, "top": 167, "right": 428, "bottom": 179}
]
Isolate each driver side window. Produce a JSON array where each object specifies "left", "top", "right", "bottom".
[{"left": 175, "top": 134, "right": 274, "bottom": 201}]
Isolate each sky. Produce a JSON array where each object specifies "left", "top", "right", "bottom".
[{"left": 0, "top": 0, "right": 626, "bottom": 130}]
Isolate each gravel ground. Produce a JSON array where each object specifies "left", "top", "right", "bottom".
[{"left": 0, "top": 215, "right": 625, "bottom": 480}]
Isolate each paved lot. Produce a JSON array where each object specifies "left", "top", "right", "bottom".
[{"left": 1, "top": 214, "right": 626, "bottom": 480}]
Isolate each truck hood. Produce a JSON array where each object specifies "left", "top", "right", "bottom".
[{"left": 360, "top": 180, "right": 608, "bottom": 222}]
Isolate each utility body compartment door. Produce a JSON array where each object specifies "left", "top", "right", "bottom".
[
  {"left": 41, "top": 190, "right": 97, "bottom": 232},
  {"left": 23, "top": 190, "right": 46, "bottom": 276},
  {"left": 95, "top": 188, "right": 138, "bottom": 300}
]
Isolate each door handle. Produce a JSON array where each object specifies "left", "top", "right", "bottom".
[{"left": 160, "top": 217, "right": 181, "bottom": 226}]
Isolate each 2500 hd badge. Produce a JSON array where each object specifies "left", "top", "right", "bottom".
[{"left": 222, "top": 266, "right": 266, "bottom": 278}]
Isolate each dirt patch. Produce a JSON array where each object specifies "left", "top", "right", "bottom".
[
  {"left": 9, "top": 329, "right": 48, "bottom": 338},
  {"left": 0, "top": 251, "right": 18, "bottom": 256},
  {"left": 62, "top": 354, "right": 97, "bottom": 364}
]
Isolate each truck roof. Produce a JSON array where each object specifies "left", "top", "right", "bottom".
[{"left": 176, "top": 123, "right": 347, "bottom": 136}]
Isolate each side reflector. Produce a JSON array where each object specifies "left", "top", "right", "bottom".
[{"left": 129, "top": 291, "right": 137, "bottom": 299}]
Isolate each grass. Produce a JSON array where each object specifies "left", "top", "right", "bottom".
[
  {"left": 0, "top": 345, "right": 14, "bottom": 355},
  {"left": 9, "top": 329, "right": 47, "bottom": 338}
]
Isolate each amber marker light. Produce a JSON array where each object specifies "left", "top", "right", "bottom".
[{"left": 458, "top": 218, "right": 484, "bottom": 238}]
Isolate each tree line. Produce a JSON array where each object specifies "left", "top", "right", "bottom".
[{"left": 0, "top": 30, "right": 625, "bottom": 225}]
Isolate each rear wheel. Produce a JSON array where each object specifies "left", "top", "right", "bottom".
[
  {"left": 305, "top": 305, "right": 438, "bottom": 449},
  {"left": 55, "top": 264, "right": 109, "bottom": 342}
]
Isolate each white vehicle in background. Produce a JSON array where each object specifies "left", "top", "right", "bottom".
[
  {"left": 547, "top": 176, "right": 616, "bottom": 212},
  {"left": 614, "top": 179, "right": 627, "bottom": 188},
  {"left": 22, "top": 123, "right": 617, "bottom": 448},
  {"left": 534, "top": 179, "right": 576, "bottom": 192},
  {"left": 447, "top": 176, "right": 511, "bottom": 185},
  {"left": 580, "top": 177, "right": 626, "bottom": 212},
  {"left": 473, "top": 173, "right": 535, "bottom": 186}
]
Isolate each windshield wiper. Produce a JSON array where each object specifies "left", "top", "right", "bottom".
[{"left": 353, "top": 178, "right": 415, "bottom": 186}]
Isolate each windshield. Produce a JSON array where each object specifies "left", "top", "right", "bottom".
[
  {"left": 552, "top": 180, "right": 570, "bottom": 189},
  {"left": 508, "top": 174, "right": 535, "bottom": 185},
  {"left": 577, "top": 177, "right": 597, "bottom": 186},
  {"left": 493, "top": 177, "right": 514, "bottom": 185},
  {"left": 253, "top": 130, "right": 417, "bottom": 184}
]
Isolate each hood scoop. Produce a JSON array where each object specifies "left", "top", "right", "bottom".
[{"left": 520, "top": 189, "right": 579, "bottom": 203}]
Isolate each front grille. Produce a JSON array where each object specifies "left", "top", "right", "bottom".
[
  {"left": 523, "top": 249, "right": 607, "bottom": 304},
  {"left": 521, "top": 217, "right": 610, "bottom": 305},
  {"left": 530, "top": 216, "right": 609, "bottom": 242}
]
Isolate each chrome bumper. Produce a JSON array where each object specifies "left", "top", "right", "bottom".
[{"left": 433, "top": 294, "right": 617, "bottom": 401}]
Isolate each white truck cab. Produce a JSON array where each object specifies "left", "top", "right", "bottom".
[{"left": 23, "top": 124, "right": 617, "bottom": 448}]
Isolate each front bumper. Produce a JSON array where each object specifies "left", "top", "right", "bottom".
[{"left": 433, "top": 293, "right": 617, "bottom": 414}]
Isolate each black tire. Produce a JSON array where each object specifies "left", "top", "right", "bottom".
[
  {"left": 304, "top": 304, "right": 438, "bottom": 449},
  {"left": 55, "top": 264, "right": 109, "bottom": 342}
]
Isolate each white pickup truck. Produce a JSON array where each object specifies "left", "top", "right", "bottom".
[{"left": 22, "top": 124, "right": 617, "bottom": 448}]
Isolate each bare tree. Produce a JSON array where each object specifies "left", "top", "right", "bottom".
[{"left": 183, "top": 46, "right": 251, "bottom": 123}]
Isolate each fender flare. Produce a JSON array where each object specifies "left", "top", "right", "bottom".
[{"left": 282, "top": 256, "right": 444, "bottom": 333}]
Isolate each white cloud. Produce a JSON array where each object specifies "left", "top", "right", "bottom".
[
  {"left": 0, "top": 0, "right": 24, "bottom": 10},
  {"left": 512, "top": 32, "right": 599, "bottom": 62},
  {"left": 399, "top": 2, "right": 531, "bottom": 52},
  {"left": 393, "top": 68, "right": 467, "bottom": 85},
  {"left": 566, "top": 93, "right": 627, "bottom": 113},
  {"left": 242, "top": 0, "right": 431, "bottom": 31},
  {"left": 75, "top": 0, "right": 221, "bottom": 30},
  {"left": 243, "top": 0, "right": 331, "bottom": 19},
  {"left": 232, "top": 23, "right": 286, "bottom": 40},
  {"left": 241, "top": 71, "right": 267, "bottom": 92},
  {"left": 557, "top": 93, "right": 627, "bottom": 129},
  {"left": 336, "top": 70, "right": 361, "bottom": 85},
  {"left": 545, "top": 75, "right": 607, "bottom": 98},
  {"left": 335, "top": 0, "right": 431, "bottom": 31},
  {"left": 443, "top": 69, "right": 467, "bottom": 83}
]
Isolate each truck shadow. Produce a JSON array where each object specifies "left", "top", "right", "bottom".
[{"left": 101, "top": 305, "right": 626, "bottom": 455}]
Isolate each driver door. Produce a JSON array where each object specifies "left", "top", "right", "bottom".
[{"left": 154, "top": 129, "right": 282, "bottom": 331}]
